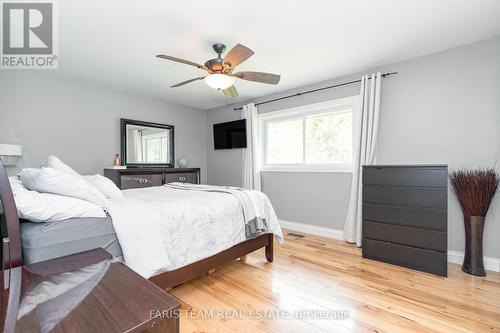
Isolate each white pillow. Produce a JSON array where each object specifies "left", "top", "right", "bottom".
[
  {"left": 46, "top": 155, "right": 80, "bottom": 176},
  {"left": 85, "top": 175, "right": 122, "bottom": 199},
  {"left": 9, "top": 177, "right": 106, "bottom": 222},
  {"left": 20, "top": 168, "right": 108, "bottom": 207}
]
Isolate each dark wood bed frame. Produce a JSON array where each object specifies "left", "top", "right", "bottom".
[
  {"left": 150, "top": 233, "right": 273, "bottom": 289},
  {"left": 0, "top": 160, "right": 274, "bottom": 291},
  {"left": 0, "top": 161, "right": 22, "bottom": 270}
]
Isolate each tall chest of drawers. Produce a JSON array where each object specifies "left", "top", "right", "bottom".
[
  {"left": 362, "top": 165, "right": 448, "bottom": 276},
  {"left": 104, "top": 167, "right": 200, "bottom": 190}
]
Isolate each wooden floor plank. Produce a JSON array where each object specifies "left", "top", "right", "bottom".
[{"left": 169, "top": 229, "right": 500, "bottom": 333}]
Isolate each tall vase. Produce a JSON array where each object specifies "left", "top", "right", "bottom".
[{"left": 462, "top": 216, "right": 486, "bottom": 276}]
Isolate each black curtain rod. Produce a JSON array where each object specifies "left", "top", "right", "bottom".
[{"left": 233, "top": 71, "right": 398, "bottom": 111}]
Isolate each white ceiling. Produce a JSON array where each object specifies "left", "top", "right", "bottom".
[{"left": 54, "top": 0, "right": 500, "bottom": 110}]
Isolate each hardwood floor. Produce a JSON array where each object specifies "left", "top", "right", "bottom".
[{"left": 169, "top": 229, "right": 500, "bottom": 333}]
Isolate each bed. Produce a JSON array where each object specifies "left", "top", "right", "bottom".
[
  {"left": 20, "top": 215, "right": 277, "bottom": 290},
  {"left": 11, "top": 168, "right": 283, "bottom": 290},
  {"left": 20, "top": 216, "right": 123, "bottom": 264}
]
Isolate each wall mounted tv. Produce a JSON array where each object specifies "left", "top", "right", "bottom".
[{"left": 213, "top": 119, "right": 247, "bottom": 150}]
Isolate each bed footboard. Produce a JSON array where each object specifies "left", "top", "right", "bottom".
[{"left": 149, "top": 233, "right": 274, "bottom": 290}]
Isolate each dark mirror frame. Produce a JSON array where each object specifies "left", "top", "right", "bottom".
[{"left": 120, "top": 118, "right": 175, "bottom": 168}]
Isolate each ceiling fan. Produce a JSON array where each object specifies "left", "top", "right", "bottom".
[{"left": 156, "top": 43, "right": 281, "bottom": 98}]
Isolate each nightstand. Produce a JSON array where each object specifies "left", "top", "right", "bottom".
[{"left": 4, "top": 249, "right": 180, "bottom": 333}]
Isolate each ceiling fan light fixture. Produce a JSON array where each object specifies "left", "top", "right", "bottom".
[{"left": 204, "top": 74, "right": 234, "bottom": 90}]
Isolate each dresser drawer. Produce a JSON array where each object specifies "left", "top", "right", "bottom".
[
  {"left": 121, "top": 174, "right": 163, "bottom": 189},
  {"left": 363, "top": 166, "right": 448, "bottom": 188},
  {"left": 164, "top": 172, "right": 197, "bottom": 184},
  {"left": 363, "top": 238, "right": 447, "bottom": 276},
  {"left": 363, "top": 203, "right": 446, "bottom": 231},
  {"left": 363, "top": 221, "right": 446, "bottom": 252},
  {"left": 363, "top": 186, "right": 447, "bottom": 209}
]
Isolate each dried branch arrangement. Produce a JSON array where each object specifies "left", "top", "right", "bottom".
[{"left": 449, "top": 168, "right": 499, "bottom": 217}]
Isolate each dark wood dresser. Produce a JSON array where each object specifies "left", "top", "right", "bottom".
[
  {"left": 104, "top": 167, "right": 200, "bottom": 190},
  {"left": 362, "top": 165, "right": 448, "bottom": 276}
]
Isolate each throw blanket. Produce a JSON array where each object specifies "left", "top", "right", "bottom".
[
  {"left": 165, "top": 182, "right": 268, "bottom": 239},
  {"left": 106, "top": 184, "right": 283, "bottom": 278},
  {"left": 106, "top": 197, "right": 169, "bottom": 277}
]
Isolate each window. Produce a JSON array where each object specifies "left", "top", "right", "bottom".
[
  {"left": 142, "top": 132, "right": 170, "bottom": 163},
  {"left": 260, "top": 96, "right": 359, "bottom": 172}
]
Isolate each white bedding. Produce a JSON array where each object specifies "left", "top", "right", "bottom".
[
  {"left": 107, "top": 184, "right": 283, "bottom": 278},
  {"left": 10, "top": 177, "right": 106, "bottom": 222},
  {"left": 20, "top": 167, "right": 108, "bottom": 207}
]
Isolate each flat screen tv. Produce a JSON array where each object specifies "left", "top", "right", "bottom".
[{"left": 213, "top": 119, "right": 247, "bottom": 150}]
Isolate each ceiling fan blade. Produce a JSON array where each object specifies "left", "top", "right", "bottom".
[
  {"left": 223, "top": 44, "right": 254, "bottom": 67},
  {"left": 233, "top": 71, "right": 280, "bottom": 85},
  {"left": 156, "top": 55, "right": 208, "bottom": 71},
  {"left": 170, "top": 76, "right": 206, "bottom": 88},
  {"left": 223, "top": 85, "right": 238, "bottom": 98}
]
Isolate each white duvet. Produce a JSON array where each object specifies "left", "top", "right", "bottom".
[{"left": 106, "top": 185, "right": 283, "bottom": 278}]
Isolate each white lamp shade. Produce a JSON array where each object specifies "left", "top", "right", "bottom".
[
  {"left": 0, "top": 144, "right": 22, "bottom": 166},
  {"left": 0, "top": 144, "right": 22, "bottom": 156},
  {"left": 204, "top": 74, "right": 234, "bottom": 90}
]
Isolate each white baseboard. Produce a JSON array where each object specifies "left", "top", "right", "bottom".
[
  {"left": 448, "top": 250, "right": 500, "bottom": 273},
  {"left": 279, "top": 219, "right": 500, "bottom": 273},
  {"left": 279, "top": 219, "right": 344, "bottom": 240}
]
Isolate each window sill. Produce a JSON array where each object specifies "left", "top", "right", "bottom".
[{"left": 260, "top": 166, "right": 353, "bottom": 173}]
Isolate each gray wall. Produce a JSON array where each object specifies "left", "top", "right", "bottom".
[
  {"left": 207, "top": 37, "right": 500, "bottom": 257},
  {"left": 0, "top": 72, "right": 208, "bottom": 182}
]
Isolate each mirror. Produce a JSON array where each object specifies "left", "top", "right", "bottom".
[{"left": 121, "top": 119, "right": 174, "bottom": 167}]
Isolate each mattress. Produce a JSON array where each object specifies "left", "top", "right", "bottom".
[{"left": 21, "top": 215, "right": 123, "bottom": 265}]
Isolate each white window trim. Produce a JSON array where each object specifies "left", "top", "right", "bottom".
[
  {"left": 141, "top": 132, "right": 170, "bottom": 163},
  {"left": 261, "top": 164, "right": 354, "bottom": 173},
  {"left": 259, "top": 95, "right": 360, "bottom": 173}
]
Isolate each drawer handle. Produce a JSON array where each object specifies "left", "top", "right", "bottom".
[
  {"left": 178, "top": 176, "right": 186, "bottom": 181},
  {"left": 138, "top": 179, "right": 150, "bottom": 184}
]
